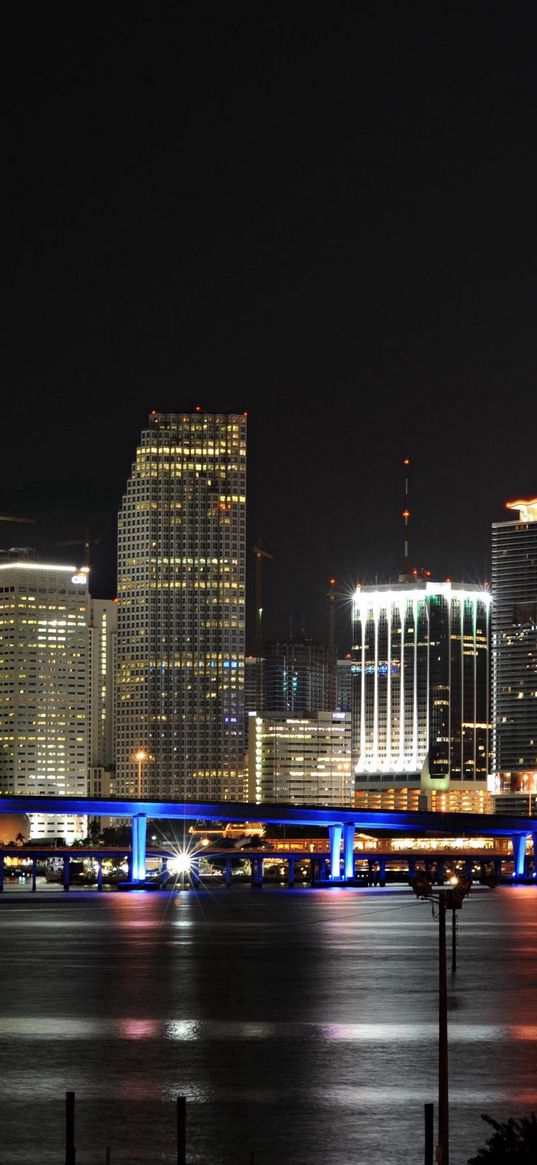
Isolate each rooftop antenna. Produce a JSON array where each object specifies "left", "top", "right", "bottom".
[{"left": 400, "top": 457, "right": 411, "bottom": 581}]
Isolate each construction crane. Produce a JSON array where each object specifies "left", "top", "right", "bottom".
[
  {"left": 251, "top": 538, "right": 273, "bottom": 657},
  {"left": 58, "top": 529, "right": 100, "bottom": 568}
]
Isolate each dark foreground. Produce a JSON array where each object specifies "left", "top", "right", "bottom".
[{"left": 0, "top": 884, "right": 536, "bottom": 1164}]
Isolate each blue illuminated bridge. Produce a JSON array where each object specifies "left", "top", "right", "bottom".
[{"left": 1, "top": 795, "right": 537, "bottom": 885}]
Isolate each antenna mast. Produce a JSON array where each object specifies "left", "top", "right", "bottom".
[{"left": 401, "top": 457, "right": 411, "bottom": 580}]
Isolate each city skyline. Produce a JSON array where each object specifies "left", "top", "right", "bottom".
[{"left": 4, "top": 6, "right": 537, "bottom": 652}]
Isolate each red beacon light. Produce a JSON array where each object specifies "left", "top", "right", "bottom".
[{"left": 194, "top": 404, "right": 202, "bottom": 413}]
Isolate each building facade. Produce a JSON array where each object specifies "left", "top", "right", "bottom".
[
  {"left": 263, "top": 634, "right": 336, "bottom": 715},
  {"left": 0, "top": 555, "right": 89, "bottom": 840},
  {"left": 491, "top": 498, "right": 537, "bottom": 809},
  {"left": 351, "top": 579, "right": 492, "bottom": 811},
  {"left": 116, "top": 410, "right": 247, "bottom": 801},
  {"left": 88, "top": 598, "right": 117, "bottom": 799},
  {"left": 248, "top": 710, "right": 352, "bottom": 806}
]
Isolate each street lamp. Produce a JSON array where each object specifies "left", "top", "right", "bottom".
[
  {"left": 132, "top": 749, "right": 150, "bottom": 800},
  {"left": 410, "top": 871, "right": 471, "bottom": 1165}
]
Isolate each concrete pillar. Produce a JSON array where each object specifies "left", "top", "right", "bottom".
[
  {"left": 343, "top": 824, "right": 355, "bottom": 881},
  {"left": 287, "top": 856, "right": 295, "bottom": 888},
  {"left": 131, "top": 813, "right": 147, "bottom": 883},
  {"left": 31, "top": 858, "right": 37, "bottom": 892},
  {"left": 97, "top": 858, "right": 103, "bottom": 892},
  {"left": 511, "top": 833, "right": 527, "bottom": 879},
  {"left": 407, "top": 857, "right": 416, "bottom": 883},
  {"left": 532, "top": 834, "right": 537, "bottom": 878},
  {"left": 328, "top": 825, "right": 343, "bottom": 880},
  {"left": 224, "top": 856, "right": 232, "bottom": 887},
  {"left": 0, "top": 854, "right": 4, "bottom": 892},
  {"left": 378, "top": 856, "right": 386, "bottom": 887},
  {"left": 309, "top": 857, "right": 317, "bottom": 886},
  {"left": 63, "top": 855, "right": 70, "bottom": 892}
]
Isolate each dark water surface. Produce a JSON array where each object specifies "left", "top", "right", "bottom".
[{"left": 1, "top": 884, "right": 536, "bottom": 1164}]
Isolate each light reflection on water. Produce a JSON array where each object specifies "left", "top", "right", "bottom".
[{"left": 0, "top": 886, "right": 537, "bottom": 1164}]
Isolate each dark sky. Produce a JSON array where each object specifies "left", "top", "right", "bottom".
[{"left": 3, "top": 3, "right": 537, "bottom": 652}]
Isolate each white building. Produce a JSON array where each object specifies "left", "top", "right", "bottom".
[
  {"left": 352, "top": 579, "right": 492, "bottom": 812},
  {"left": 248, "top": 710, "right": 353, "bottom": 806},
  {"left": 0, "top": 556, "right": 89, "bottom": 841},
  {"left": 116, "top": 410, "right": 247, "bottom": 801}
]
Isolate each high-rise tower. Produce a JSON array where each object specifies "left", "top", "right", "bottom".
[
  {"left": 352, "top": 579, "right": 491, "bottom": 811},
  {"left": 116, "top": 410, "right": 247, "bottom": 801},
  {"left": 491, "top": 497, "right": 537, "bottom": 803},
  {"left": 0, "top": 553, "right": 89, "bottom": 841}
]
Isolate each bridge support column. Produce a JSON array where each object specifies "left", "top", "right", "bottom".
[
  {"left": 343, "top": 825, "right": 355, "bottom": 881},
  {"left": 63, "top": 856, "right": 70, "bottom": 892},
  {"left": 31, "top": 858, "right": 37, "bottom": 892},
  {"left": 378, "top": 856, "right": 386, "bottom": 887},
  {"left": 309, "top": 857, "right": 318, "bottom": 886},
  {"left": 0, "top": 854, "right": 4, "bottom": 892},
  {"left": 511, "top": 833, "right": 527, "bottom": 880},
  {"left": 224, "top": 857, "right": 232, "bottom": 887},
  {"left": 407, "top": 857, "right": 416, "bottom": 883},
  {"left": 532, "top": 834, "right": 537, "bottom": 877},
  {"left": 287, "top": 856, "right": 295, "bottom": 888},
  {"left": 97, "top": 858, "right": 103, "bottom": 892},
  {"left": 131, "top": 813, "right": 147, "bottom": 884},
  {"left": 464, "top": 858, "right": 474, "bottom": 882},
  {"left": 250, "top": 857, "right": 263, "bottom": 888},
  {"left": 328, "top": 825, "right": 343, "bottom": 880}
]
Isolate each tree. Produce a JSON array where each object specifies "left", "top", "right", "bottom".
[{"left": 468, "top": 1113, "right": 537, "bottom": 1163}]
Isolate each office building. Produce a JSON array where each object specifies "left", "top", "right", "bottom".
[
  {"left": 352, "top": 579, "right": 492, "bottom": 812},
  {"left": 491, "top": 497, "right": 537, "bottom": 811},
  {"left": 248, "top": 710, "right": 352, "bottom": 805},
  {"left": 263, "top": 634, "right": 336, "bottom": 715},
  {"left": 88, "top": 598, "right": 117, "bottom": 800},
  {"left": 116, "top": 410, "right": 247, "bottom": 800},
  {"left": 336, "top": 655, "right": 355, "bottom": 713},
  {"left": 0, "top": 554, "right": 89, "bottom": 841}
]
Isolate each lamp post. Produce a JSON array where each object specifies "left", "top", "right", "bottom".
[
  {"left": 132, "top": 748, "right": 149, "bottom": 800},
  {"left": 410, "top": 871, "right": 471, "bottom": 1165}
]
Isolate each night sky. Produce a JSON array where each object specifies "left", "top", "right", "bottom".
[{"left": 3, "top": 4, "right": 537, "bottom": 652}]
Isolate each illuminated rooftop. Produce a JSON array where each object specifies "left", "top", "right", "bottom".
[{"left": 505, "top": 498, "right": 537, "bottom": 523}]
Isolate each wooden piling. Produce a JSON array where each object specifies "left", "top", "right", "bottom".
[
  {"left": 65, "top": 1090, "right": 75, "bottom": 1164},
  {"left": 177, "top": 1095, "right": 186, "bottom": 1165}
]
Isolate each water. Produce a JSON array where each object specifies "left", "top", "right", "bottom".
[{"left": 0, "top": 883, "right": 536, "bottom": 1164}]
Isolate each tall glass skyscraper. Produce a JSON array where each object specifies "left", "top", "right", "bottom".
[
  {"left": 116, "top": 410, "right": 247, "bottom": 801},
  {"left": 491, "top": 498, "right": 537, "bottom": 800},
  {"left": 351, "top": 579, "right": 491, "bottom": 810}
]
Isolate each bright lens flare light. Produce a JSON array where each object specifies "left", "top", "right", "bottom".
[
  {"left": 168, "top": 853, "right": 192, "bottom": 876},
  {"left": 448, "top": 875, "right": 459, "bottom": 885}
]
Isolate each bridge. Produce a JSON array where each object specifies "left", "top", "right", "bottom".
[{"left": 1, "top": 795, "right": 537, "bottom": 886}]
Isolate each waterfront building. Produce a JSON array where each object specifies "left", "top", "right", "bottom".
[
  {"left": 352, "top": 579, "right": 492, "bottom": 812},
  {"left": 248, "top": 710, "right": 353, "bottom": 805},
  {"left": 88, "top": 598, "right": 117, "bottom": 801},
  {"left": 491, "top": 497, "right": 537, "bottom": 812},
  {"left": 263, "top": 633, "right": 336, "bottom": 715},
  {"left": 116, "top": 410, "right": 247, "bottom": 801},
  {"left": 0, "top": 553, "right": 89, "bottom": 841}
]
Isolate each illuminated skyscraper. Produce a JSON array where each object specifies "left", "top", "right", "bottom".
[
  {"left": 263, "top": 634, "right": 336, "bottom": 714},
  {"left": 116, "top": 410, "right": 247, "bottom": 800},
  {"left": 352, "top": 579, "right": 491, "bottom": 811},
  {"left": 491, "top": 498, "right": 537, "bottom": 804},
  {"left": 0, "top": 554, "right": 89, "bottom": 841}
]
